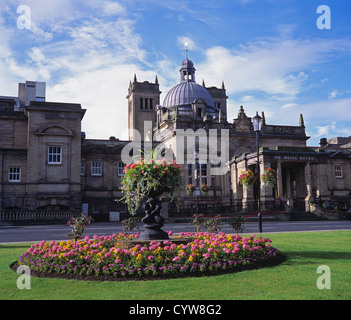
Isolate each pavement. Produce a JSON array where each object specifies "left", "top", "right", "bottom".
[{"left": 0, "top": 220, "right": 350, "bottom": 243}]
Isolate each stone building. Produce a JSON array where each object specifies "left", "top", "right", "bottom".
[
  {"left": 141, "top": 57, "right": 309, "bottom": 209},
  {"left": 0, "top": 83, "right": 85, "bottom": 212},
  {"left": 0, "top": 56, "right": 350, "bottom": 218},
  {"left": 230, "top": 143, "right": 351, "bottom": 213}
]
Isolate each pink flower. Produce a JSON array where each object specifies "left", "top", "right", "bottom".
[
  {"left": 172, "top": 256, "right": 180, "bottom": 262},
  {"left": 148, "top": 255, "right": 154, "bottom": 261},
  {"left": 232, "top": 247, "right": 240, "bottom": 254},
  {"left": 202, "top": 253, "right": 210, "bottom": 259}
]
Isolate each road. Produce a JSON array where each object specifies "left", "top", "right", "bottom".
[{"left": 0, "top": 220, "right": 350, "bottom": 243}]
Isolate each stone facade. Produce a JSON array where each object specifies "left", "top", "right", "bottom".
[
  {"left": 126, "top": 75, "right": 160, "bottom": 141},
  {"left": 230, "top": 145, "right": 351, "bottom": 212},
  {"left": 0, "top": 99, "right": 85, "bottom": 211},
  {"left": 1, "top": 57, "right": 350, "bottom": 217}
]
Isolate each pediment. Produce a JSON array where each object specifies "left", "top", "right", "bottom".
[{"left": 35, "top": 124, "right": 75, "bottom": 136}]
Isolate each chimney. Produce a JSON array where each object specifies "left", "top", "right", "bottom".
[{"left": 320, "top": 138, "right": 327, "bottom": 147}]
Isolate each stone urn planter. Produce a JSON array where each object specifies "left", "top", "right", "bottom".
[
  {"left": 119, "top": 157, "right": 184, "bottom": 240},
  {"left": 139, "top": 189, "right": 169, "bottom": 240}
]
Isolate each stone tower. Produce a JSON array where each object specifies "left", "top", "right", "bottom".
[{"left": 126, "top": 74, "right": 161, "bottom": 141}]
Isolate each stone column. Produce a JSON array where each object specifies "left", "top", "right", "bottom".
[
  {"left": 242, "top": 185, "right": 254, "bottom": 211},
  {"left": 276, "top": 160, "right": 284, "bottom": 199},
  {"left": 285, "top": 167, "right": 293, "bottom": 208},
  {"left": 304, "top": 162, "right": 312, "bottom": 212},
  {"left": 260, "top": 161, "right": 275, "bottom": 211}
]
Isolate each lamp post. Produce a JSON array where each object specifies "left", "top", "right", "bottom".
[
  {"left": 194, "top": 149, "right": 200, "bottom": 215},
  {"left": 252, "top": 112, "right": 262, "bottom": 233}
]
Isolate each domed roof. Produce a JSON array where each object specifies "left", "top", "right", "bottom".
[
  {"left": 163, "top": 81, "right": 215, "bottom": 109},
  {"left": 163, "top": 58, "right": 215, "bottom": 109}
]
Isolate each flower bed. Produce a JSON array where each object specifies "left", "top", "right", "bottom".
[{"left": 15, "top": 232, "right": 283, "bottom": 281}]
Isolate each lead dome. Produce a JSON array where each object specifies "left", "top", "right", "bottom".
[{"left": 162, "top": 58, "right": 216, "bottom": 111}]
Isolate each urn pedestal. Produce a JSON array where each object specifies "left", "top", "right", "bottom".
[{"left": 139, "top": 190, "right": 169, "bottom": 240}]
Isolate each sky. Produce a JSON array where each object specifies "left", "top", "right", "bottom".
[{"left": 1, "top": 0, "right": 350, "bottom": 146}]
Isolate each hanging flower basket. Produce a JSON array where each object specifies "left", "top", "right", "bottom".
[
  {"left": 200, "top": 183, "right": 209, "bottom": 193},
  {"left": 238, "top": 170, "right": 257, "bottom": 187},
  {"left": 185, "top": 184, "right": 196, "bottom": 193},
  {"left": 260, "top": 168, "right": 277, "bottom": 186}
]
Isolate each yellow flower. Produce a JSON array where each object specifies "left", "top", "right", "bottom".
[
  {"left": 136, "top": 254, "right": 142, "bottom": 261},
  {"left": 189, "top": 256, "right": 194, "bottom": 262}
]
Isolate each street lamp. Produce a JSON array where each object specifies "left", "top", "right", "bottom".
[
  {"left": 194, "top": 149, "right": 200, "bottom": 215},
  {"left": 252, "top": 112, "right": 262, "bottom": 233}
]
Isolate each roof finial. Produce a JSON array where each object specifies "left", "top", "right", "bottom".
[{"left": 185, "top": 41, "right": 189, "bottom": 59}]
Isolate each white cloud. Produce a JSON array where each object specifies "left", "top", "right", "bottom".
[
  {"left": 281, "top": 103, "right": 298, "bottom": 109},
  {"left": 316, "top": 122, "right": 336, "bottom": 137},
  {"left": 328, "top": 90, "right": 338, "bottom": 99},
  {"left": 197, "top": 39, "right": 351, "bottom": 99}
]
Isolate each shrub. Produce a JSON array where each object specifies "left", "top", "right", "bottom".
[
  {"left": 122, "top": 217, "right": 140, "bottom": 233},
  {"left": 228, "top": 213, "right": 246, "bottom": 234},
  {"left": 66, "top": 212, "right": 93, "bottom": 241}
]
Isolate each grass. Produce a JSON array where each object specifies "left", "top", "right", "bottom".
[{"left": 0, "top": 231, "right": 350, "bottom": 300}]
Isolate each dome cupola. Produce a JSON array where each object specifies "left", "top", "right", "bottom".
[{"left": 162, "top": 58, "right": 215, "bottom": 111}]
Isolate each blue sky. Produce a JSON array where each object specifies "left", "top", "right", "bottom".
[{"left": 1, "top": 0, "right": 350, "bottom": 146}]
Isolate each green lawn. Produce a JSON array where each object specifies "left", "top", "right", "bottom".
[{"left": 1, "top": 231, "right": 350, "bottom": 300}]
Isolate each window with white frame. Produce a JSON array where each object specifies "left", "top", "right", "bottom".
[
  {"left": 199, "top": 163, "right": 208, "bottom": 185},
  {"left": 335, "top": 165, "right": 343, "bottom": 178},
  {"left": 48, "top": 146, "right": 62, "bottom": 164},
  {"left": 190, "top": 163, "right": 208, "bottom": 186},
  {"left": 8, "top": 167, "right": 21, "bottom": 182},
  {"left": 118, "top": 162, "right": 125, "bottom": 176},
  {"left": 91, "top": 161, "right": 102, "bottom": 176}
]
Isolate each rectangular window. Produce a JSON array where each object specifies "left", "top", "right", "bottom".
[
  {"left": 335, "top": 165, "right": 343, "bottom": 178},
  {"left": 118, "top": 162, "right": 125, "bottom": 176},
  {"left": 48, "top": 146, "right": 62, "bottom": 164},
  {"left": 199, "top": 163, "right": 207, "bottom": 185},
  {"left": 8, "top": 167, "right": 21, "bottom": 182},
  {"left": 80, "top": 160, "right": 85, "bottom": 176},
  {"left": 91, "top": 161, "right": 102, "bottom": 176},
  {"left": 150, "top": 98, "right": 153, "bottom": 110},
  {"left": 140, "top": 98, "right": 143, "bottom": 109}
]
